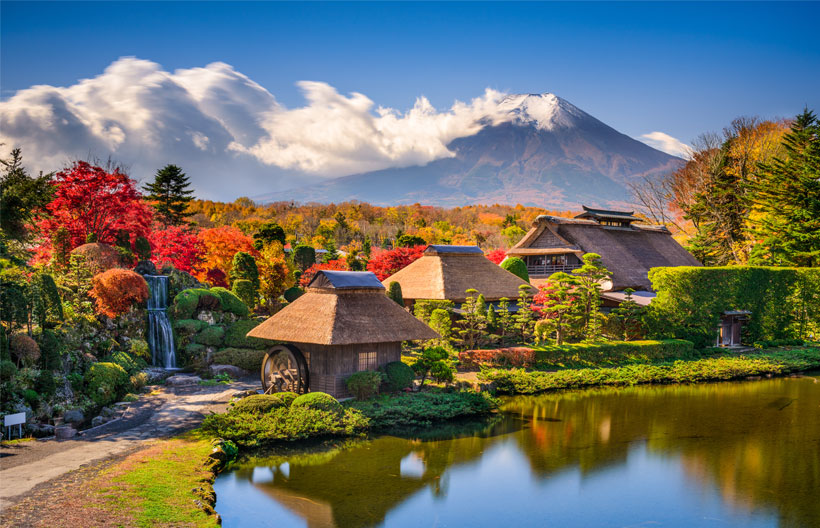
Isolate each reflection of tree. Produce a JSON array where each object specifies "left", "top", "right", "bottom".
[{"left": 504, "top": 378, "right": 820, "bottom": 527}]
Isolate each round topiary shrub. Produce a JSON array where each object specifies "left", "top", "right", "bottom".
[
  {"left": 382, "top": 361, "right": 415, "bottom": 392},
  {"left": 230, "top": 392, "right": 297, "bottom": 414},
  {"left": 500, "top": 257, "right": 529, "bottom": 282},
  {"left": 291, "top": 392, "right": 342, "bottom": 414},
  {"left": 223, "top": 319, "right": 266, "bottom": 349},
  {"left": 283, "top": 286, "right": 304, "bottom": 303},
  {"left": 84, "top": 362, "right": 129, "bottom": 407},
  {"left": 231, "top": 279, "right": 256, "bottom": 310},
  {"left": 210, "top": 287, "right": 249, "bottom": 317},
  {"left": 0, "top": 360, "right": 17, "bottom": 381},
  {"left": 89, "top": 269, "right": 149, "bottom": 318},
  {"left": 10, "top": 333, "right": 41, "bottom": 367},
  {"left": 195, "top": 326, "right": 225, "bottom": 346}
]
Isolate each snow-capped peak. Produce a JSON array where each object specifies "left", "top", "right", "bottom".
[{"left": 494, "top": 93, "right": 587, "bottom": 130}]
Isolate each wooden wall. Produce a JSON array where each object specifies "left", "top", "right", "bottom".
[{"left": 294, "top": 341, "right": 401, "bottom": 399}]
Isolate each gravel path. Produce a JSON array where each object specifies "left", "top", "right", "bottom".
[{"left": 0, "top": 379, "right": 256, "bottom": 510}]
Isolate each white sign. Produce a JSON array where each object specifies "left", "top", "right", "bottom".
[{"left": 3, "top": 412, "right": 25, "bottom": 427}]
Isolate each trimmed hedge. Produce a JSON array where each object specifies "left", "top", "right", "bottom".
[
  {"left": 171, "top": 287, "right": 249, "bottom": 319},
  {"left": 223, "top": 319, "right": 267, "bottom": 349},
  {"left": 212, "top": 347, "right": 267, "bottom": 371},
  {"left": 84, "top": 362, "right": 129, "bottom": 407},
  {"left": 195, "top": 325, "right": 225, "bottom": 346},
  {"left": 382, "top": 361, "right": 415, "bottom": 391},
  {"left": 292, "top": 392, "right": 342, "bottom": 414},
  {"left": 210, "top": 287, "right": 249, "bottom": 317},
  {"left": 347, "top": 391, "right": 499, "bottom": 429},
  {"left": 648, "top": 266, "right": 820, "bottom": 348},
  {"left": 534, "top": 339, "right": 695, "bottom": 367},
  {"left": 501, "top": 257, "right": 529, "bottom": 282},
  {"left": 230, "top": 393, "right": 297, "bottom": 414},
  {"left": 174, "top": 319, "right": 207, "bottom": 335},
  {"left": 345, "top": 371, "right": 384, "bottom": 400}
]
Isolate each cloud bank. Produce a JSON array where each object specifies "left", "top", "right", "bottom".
[
  {"left": 638, "top": 131, "right": 693, "bottom": 159},
  {"left": 1, "top": 57, "right": 682, "bottom": 199}
]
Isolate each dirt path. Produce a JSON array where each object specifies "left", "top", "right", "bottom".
[{"left": 0, "top": 380, "right": 255, "bottom": 511}]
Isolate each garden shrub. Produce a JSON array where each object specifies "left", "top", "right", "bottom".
[
  {"left": 345, "top": 371, "right": 384, "bottom": 400},
  {"left": 428, "top": 308, "right": 452, "bottom": 344},
  {"left": 230, "top": 252, "right": 259, "bottom": 289},
  {"left": 293, "top": 245, "right": 317, "bottom": 271},
  {"left": 109, "top": 349, "right": 145, "bottom": 374},
  {"left": 212, "top": 347, "right": 267, "bottom": 371},
  {"left": 174, "top": 319, "right": 208, "bottom": 335},
  {"left": 232, "top": 279, "right": 256, "bottom": 310},
  {"left": 411, "top": 346, "right": 454, "bottom": 387},
  {"left": 413, "top": 300, "right": 454, "bottom": 323},
  {"left": 347, "top": 391, "right": 499, "bottom": 429},
  {"left": 292, "top": 392, "right": 343, "bottom": 414},
  {"left": 382, "top": 361, "right": 415, "bottom": 391},
  {"left": 195, "top": 326, "right": 225, "bottom": 346},
  {"left": 38, "top": 329, "right": 62, "bottom": 370},
  {"left": 183, "top": 342, "right": 206, "bottom": 362},
  {"left": 130, "top": 372, "right": 149, "bottom": 392},
  {"left": 23, "top": 389, "right": 40, "bottom": 408},
  {"left": 501, "top": 257, "right": 529, "bottom": 282},
  {"left": 84, "top": 362, "right": 129, "bottom": 407},
  {"left": 230, "top": 393, "right": 297, "bottom": 414},
  {"left": 460, "top": 347, "right": 536, "bottom": 368},
  {"left": 70, "top": 242, "right": 122, "bottom": 272},
  {"left": 0, "top": 360, "right": 17, "bottom": 382},
  {"left": 647, "top": 266, "right": 820, "bottom": 348},
  {"left": 753, "top": 338, "right": 805, "bottom": 349},
  {"left": 533, "top": 340, "right": 695, "bottom": 367},
  {"left": 223, "top": 319, "right": 266, "bottom": 349},
  {"left": 210, "top": 287, "right": 249, "bottom": 317},
  {"left": 283, "top": 286, "right": 304, "bottom": 302},
  {"left": 35, "top": 369, "right": 56, "bottom": 397},
  {"left": 130, "top": 339, "right": 150, "bottom": 361},
  {"left": 10, "top": 333, "right": 40, "bottom": 367},
  {"left": 387, "top": 281, "right": 403, "bottom": 306},
  {"left": 171, "top": 288, "right": 220, "bottom": 319},
  {"left": 31, "top": 273, "right": 63, "bottom": 326},
  {"left": 89, "top": 269, "right": 149, "bottom": 318}
]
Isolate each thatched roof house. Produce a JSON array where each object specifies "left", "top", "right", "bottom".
[
  {"left": 382, "top": 245, "right": 530, "bottom": 304},
  {"left": 507, "top": 206, "right": 700, "bottom": 291},
  {"left": 247, "top": 270, "right": 438, "bottom": 398}
]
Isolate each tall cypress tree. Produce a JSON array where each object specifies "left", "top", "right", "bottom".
[
  {"left": 750, "top": 109, "right": 820, "bottom": 267},
  {"left": 143, "top": 164, "right": 194, "bottom": 226}
]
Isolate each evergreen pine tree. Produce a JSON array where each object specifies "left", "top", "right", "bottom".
[
  {"left": 750, "top": 109, "right": 820, "bottom": 267},
  {"left": 142, "top": 164, "right": 194, "bottom": 226}
]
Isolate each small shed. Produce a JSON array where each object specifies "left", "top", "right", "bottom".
[
  {"left": 247, "top": 270, "right": 439, "bottom": 399},
  {"left": 716, "top": 310, "right": 751, "bottom": 347}
]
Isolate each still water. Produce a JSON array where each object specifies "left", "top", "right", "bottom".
[{"left": 214, "top": 373, "right": 820, "bottom": 527}]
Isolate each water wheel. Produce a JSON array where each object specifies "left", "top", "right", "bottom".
[{"left": 261, "top": 344, "right": 309, "bottom": 394}]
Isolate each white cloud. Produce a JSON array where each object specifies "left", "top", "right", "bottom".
[{"left": 638, "top": 131, "right": 693, "bottom": 159}]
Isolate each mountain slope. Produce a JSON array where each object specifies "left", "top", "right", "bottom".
[{"left": 257, "top": 94, "right": 682, "bottom": 208}]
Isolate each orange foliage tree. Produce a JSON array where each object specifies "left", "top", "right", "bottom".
[
  {"left": 89, "top": 269, "right": 149, "bottom": 318},
  {"left": 196, "top": 226, "right": 255, "bottom": 282},
  {"left": 257, "top": 242, "right": 293, "bottom": 311}
]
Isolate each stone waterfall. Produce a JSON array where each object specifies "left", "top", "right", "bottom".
[{"left": 145, "top": 275, "right": 177, "bottom": 369}]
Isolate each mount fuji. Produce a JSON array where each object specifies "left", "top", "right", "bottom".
[{"left": 256, "top": 93, "right": 683, "bottom": 208}]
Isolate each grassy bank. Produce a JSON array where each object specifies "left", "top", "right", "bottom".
[
  {"left": 479, "top": 348, "right": 820, "bottom": 395},
  {"left": 346, "top": 391, "right": 499, "bottom": 430}
]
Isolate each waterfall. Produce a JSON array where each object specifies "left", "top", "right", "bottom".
[{"left": 145, "top": 275, "right": 177, "bottom": 369}]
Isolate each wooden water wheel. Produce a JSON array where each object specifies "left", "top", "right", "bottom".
[{"left": 261, "top": 344, "right": 309, "bottom": 394}]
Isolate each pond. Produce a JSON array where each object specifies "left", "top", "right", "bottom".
[{"left": 214, "top": 373, "right": 820, "bottom": 527}]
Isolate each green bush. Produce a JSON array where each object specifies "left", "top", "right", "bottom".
[
  {"left": 130, "top": 372, "right": 149, "bottom": 392},
  {"left": 200, "top": 405, "right": 368, "bottom": 448},
  {"left": 210, "top": 287, "right": 249, "bottom": 317},
  {"left": 212, "top": 347, "right": 267, "bottom": 371},
  {"left": 293, "top": 245, "right": 317, "bottom": 271},
  {"left": 534, "top": 339, "right": 695, "bottom": 368},
  {"left": 84, "top": 362, "right": 129, "bottom": 407},
  {"left": 230, "top": 393, "right": 297, "bottom": 414},
  {"left": 753, "top": 338, "right": 805, "bottom": 349},
  {"left": 647, "top": 266, "right": 820, "bottom": 348},
  {"left": 292, "top": 392, "right": 342, "bottom": 414},
  {"left": 130, "top": 339, "right": 150, "bottom": 362},
  {"left": 35, "top": 369, "right": 56, "bottom": 397},
  {"left": 174, "top": 319, "right": 207, "bottom": 335},
  {"left": 172, "top": 288, "right": 211, "bottom": 319},
  {"left": 10, "top": 333, "right": 40, "bottom": 367},
  {"left": 184, "top": 342, "right": 206, "bottom": 358},
  {"left": 413, "top": 300, "right": 454, "bottom": 323},
  {"left": 387, "top": 281, "right": 403, "bottom": 306},
  {"left": 195, "top": 325, "right": 225, "bottom": 346},
  {"left": 232, "top": 279, "right": 256, "bottom": 309},
  {"left": 382, "top": 361, "right": 415, "bottom": 391},
  {"left": 347, "top": 391, "right": 499, "bottom": 429},
  {"left": 0, "top": 360, "right": 17, "bottom": 381},
  {"left": 345, "top": 371, "right": 384, "bottom": 400},
  {"left": 23, "top": 388, "right": 40, "bottom": 408},
  {"left": 109, "top": 349, "right": 145, "bottom": 375},
  {"left": 230, "top": 252, "right": 259, "bottom": 290},
  {"left": 223, "top": 319, "right": 266, "bottom": 349},
  {"left": 283, "top": 286, "right": 304, "bottom": 303},
  {"left": 501, "top": 257, "right": 529, "bottom": 282}
]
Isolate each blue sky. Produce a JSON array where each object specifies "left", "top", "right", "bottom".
[{"left": 1, "top": 1, "right": 818, "bottom": 199}]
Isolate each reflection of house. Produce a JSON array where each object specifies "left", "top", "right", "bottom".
[
  {"left": 247, "top": 271, "right": 438, "bottom": 398},
  {"left": 383, "top": 245, "right": 530, "bottom": 305},
  {"left": 507, "top": 207, "right": 700, "bottom": 300}
]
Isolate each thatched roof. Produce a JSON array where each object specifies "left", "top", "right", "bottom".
[
  {"left": 382, "top": 245, "right": 530, "bottom": 303},
  {"left": 247, "top": 271, "right": 439, "bottom": 345},
  {"left": 508, "top": 214, "right": 701, "bottom": 290}
]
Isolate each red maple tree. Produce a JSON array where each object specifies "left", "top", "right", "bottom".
[
  {"left": 366, "top": 245, "right": 425, "bottom": 281},
  {"left": 299, "top": 259, "right": 348, "bottom": 287},
  {"left": 148, "top": 225, "right": 205, "bottom": 274},
  {"left": 37, "top": 162, "right": 153, "bottom": 258},
  {"left": 485, "top": 249, "right": 507, "bottom": 265}
]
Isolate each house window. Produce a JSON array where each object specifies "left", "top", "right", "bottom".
[{"left": 358, "top": 351, "right": 378, "bottom": 371}]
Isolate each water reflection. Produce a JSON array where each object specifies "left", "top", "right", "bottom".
[{"left": 215, "top": 373, "right": 820, "bottom": 528}]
